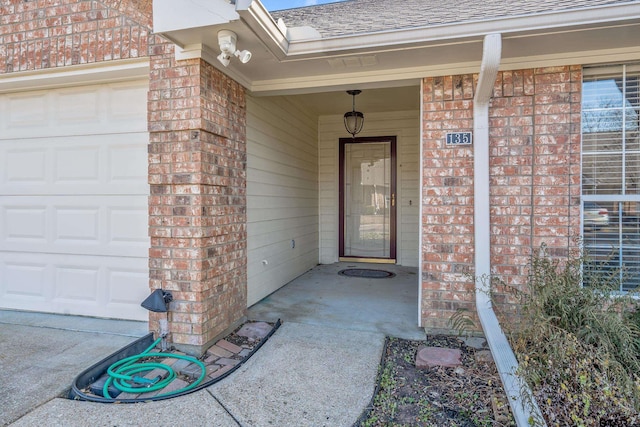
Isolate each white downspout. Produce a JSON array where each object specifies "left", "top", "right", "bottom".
[{"left": 473, "top": 33, "right": 545, "bottom": 427}]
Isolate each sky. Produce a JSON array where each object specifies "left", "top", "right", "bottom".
[{"left": 260, "top": 0, "right": 347, "bottom": 11}]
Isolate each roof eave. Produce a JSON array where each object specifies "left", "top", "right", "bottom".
[
  {"left": 152, "top": 1, "right": 640, "bottom": 95},
  {"left": 235, "top": 0, "right": 289, "bottom": 61},
  {"left": 283, "top": 2, "right": 640, "bottom": 58}
]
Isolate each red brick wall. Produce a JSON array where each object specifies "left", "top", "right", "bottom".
[
  {"left": 2, "top": 0, "right": 248, "bottom": 353},
  {"left": 421, "top": 66, "right": 581, "bottom": 333},
  {"left": 0, "top": 0, "right": 151, "bottom": 73},
  {"left": 148, "top": 39, "right": 247, "bottom": 353}
]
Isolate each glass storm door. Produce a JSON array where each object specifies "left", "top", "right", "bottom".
[{"left": 339, "top": 137, "right": 396, "bottom": 261}]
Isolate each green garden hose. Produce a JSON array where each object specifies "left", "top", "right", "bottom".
[{"left": 103, "top": 336, "right": 206, "bottom": 399}]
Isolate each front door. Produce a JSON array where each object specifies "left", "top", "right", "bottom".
[{"left": 339, "top": 136, "right": 396, "bottom": 262}]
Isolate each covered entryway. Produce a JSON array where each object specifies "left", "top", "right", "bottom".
[
  {"left": 0, "top": 80, "right": 150, "bottom": 320},
  {"left": 245, "top": 87, "right": 421, "bottom": 307}
]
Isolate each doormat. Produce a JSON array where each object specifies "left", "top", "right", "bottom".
[{"left": 338, "top": 269, "right": 396, "bottom": 278}]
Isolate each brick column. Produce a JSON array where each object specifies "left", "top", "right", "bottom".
[
  {"left": 421, "top": 75, "right": 477, "bottom": 333},
  {"left": 147, "top": 38, "right": 247, "bottom": 355}
]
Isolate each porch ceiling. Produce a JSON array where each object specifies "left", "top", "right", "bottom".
[{"left": 153, "top": 0, "right": 640, "bottom": 98}]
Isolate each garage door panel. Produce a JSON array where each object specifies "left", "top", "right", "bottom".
[
  {"left": 4, "top": 92, "right": 49, "bottom": 130},
  {"left": 55, "top": 146, "right": 101, "bottom": 182},
  {"left": 55, "top": 265, "right": 100, "bottom": 303},
  {"left": 56, "top": 87, "right": 102, "bottom": 125},
  {"left": 4, "top": 261, "right": 49, "bottom": 299},
  {"left": 1, "top": 195, "right": 148, "bottom": 257},
  {"left": 55, "top": 206, "right": 100, "bottom": 242},
  {"left": 4, "top": 205, "right": 47, "bottom": 243},
  {"left": 109, "top": 143, "right": 148, "bottom": 182},
  {"left": 108, "top": 83, "right": 148, "bottom": 121},
  {"left": 106, "top": 266, "right": 151, "bottom": 316},
  {"left": 5, "top": 148, "right": 47, "bottom": 183},
  {"left": 0, "top": 133, "right": 149, "bottom": 195},
  {"left": 0, "top": 253, "right": 148, "bottom": 320},
  {"left": 0, "top": 81, "right": 148, "bottom": 139},
  {"left": 108, "top": 206, "right": 149, "bottom": 247}
]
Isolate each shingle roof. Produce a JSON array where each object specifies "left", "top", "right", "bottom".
[{"left": 272, "top": 0, "right": 639, "bottom": 38}]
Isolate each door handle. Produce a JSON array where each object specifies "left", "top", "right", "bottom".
[{"left": 391, "top": 193, "right": 395, "bottom": 207}]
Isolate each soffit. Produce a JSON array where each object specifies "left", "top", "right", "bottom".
[{"left": 284, "top": 85, "right": 421, "bottom": 116}]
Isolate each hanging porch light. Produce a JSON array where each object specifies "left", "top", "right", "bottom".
[{"left": 344, "top": 89, "right": 364, "bottom": 137}]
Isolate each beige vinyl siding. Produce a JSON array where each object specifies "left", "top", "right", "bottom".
[
  {"left": 318, "top": 110, "right": 420, "bottom": 267},
  {"left": 246, "top": 95, "right": 319, "bottom": 306}
]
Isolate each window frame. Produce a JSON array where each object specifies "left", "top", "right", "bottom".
[{"left": 581, "top": 63, "right": 640, "bottom": 293}]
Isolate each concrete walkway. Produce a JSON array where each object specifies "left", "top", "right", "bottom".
[
  {"left": 247, "top": 262, "right": 424, "bottom": 340},
  {"left": 5, "top": 321, "right": 384, "bottom": 427},
  {"left": 3, "top": 262, "right": 419, "bottom": 426}
]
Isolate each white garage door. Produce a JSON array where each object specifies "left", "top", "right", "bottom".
[{"left": 0, "top": 81, "right": 150, "bottom": 321}]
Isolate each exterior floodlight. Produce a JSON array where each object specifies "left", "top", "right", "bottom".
[
  {"left": 141, "top": 289, "right": 173, "bottom": 313},
  {"left": 217, "top": 52, "right": 231, "bottom": 67},
  {"left": 344, "top": 90, "right": 364, "bottom": 137},
  {"left": 217, "top": 30, "right": 252, "bottom": 67},
  {"left": 234, "top": 49, "right": 252, "bottom": 64}
]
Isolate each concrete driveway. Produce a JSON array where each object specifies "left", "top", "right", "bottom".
[{"left": 0, "top": 310, "right": 147, "bottom": 426}]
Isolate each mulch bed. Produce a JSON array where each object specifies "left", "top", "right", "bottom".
[
  {"left": 76, "top": 321, "right": 516, "bottom": 426},
  {"left": 358, "top": 335, "right": 516, "bottom": 427}
]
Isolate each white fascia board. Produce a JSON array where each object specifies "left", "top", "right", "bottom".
[
  {"left": 0, "top": 58, "right": 149, "bottom": 94},
  {"left": 236, "top": 0, "right": 289, "bottom": 60},
  {"left": 153, "top": 0, "right": 238, "bottom": 35},
  {"left": 283, "top": 2, "right": 640, "bottom": 58}
]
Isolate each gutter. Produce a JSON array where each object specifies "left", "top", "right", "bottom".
[{"left": 473, "top": 33, "right": 546, "bottom": 427}]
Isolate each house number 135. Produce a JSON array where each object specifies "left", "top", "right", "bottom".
[{"left": 445, "top": 132, "right": 473, "bottom": 146}]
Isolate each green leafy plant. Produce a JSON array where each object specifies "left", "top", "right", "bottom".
[
  {"left": 448, "top": 244, "right": 640, "bottom": 426},
  {"left": 503, "top": 245, "right": 640, "bottom": 426}
]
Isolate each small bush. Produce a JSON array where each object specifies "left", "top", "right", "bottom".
[{"left": 503, "top": 246, "right": 640, "bottom": 426}]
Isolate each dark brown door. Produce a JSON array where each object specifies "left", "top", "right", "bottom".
[{"left": 339, "top": 136, "right": 397, "bottom": 262}]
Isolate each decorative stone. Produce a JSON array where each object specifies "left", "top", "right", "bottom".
[
  {"left": 475, "top": 350, "right": 494, "bottom": 364},
  {"left": 236, "top": 322, "right": 273, "bottom": 341},
  {"left": 206, "top": 345, "right": 233, "bottom": 358},
  {"left": 209, "top": 364, "right": 234, "bottom": 379},
  {"left": 178, "top": 362, "right": 204, "bottom": 380},
  {"left": 216, "top": 339, "right": 242, "bottom": 354},
  {"left": 461, "top": 336, "right": 487, "bottom": 349},
  {"left": 415, "top": 346, "right": 462, "bottom": 369},
  {"left": 217, "top": 357, "right": 240, "bottom": 366}
]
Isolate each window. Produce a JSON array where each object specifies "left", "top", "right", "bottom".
[{"left": 582, "top": 63, "right": 640, "bottom": 291}]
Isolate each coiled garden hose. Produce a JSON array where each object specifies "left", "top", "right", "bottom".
[{"left": 103, "top": 336, "right": 206, "bottom": 399}]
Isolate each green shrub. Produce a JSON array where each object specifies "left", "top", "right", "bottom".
[{"left": 504, "top": 245, "right": 640, "bottom": 426}]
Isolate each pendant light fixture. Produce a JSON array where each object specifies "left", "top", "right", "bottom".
[{"left": 344, "top": 90, "right": 364, "bottom": 137}]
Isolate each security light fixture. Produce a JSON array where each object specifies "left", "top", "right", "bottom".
[
  {"left": 344, "top": 90, "right": 364, "bottom": 137},
  {"left": 217, "top": 30, "right": 252, "bottom": 67},
  {"left": 141, "top": 289, "right": 173, "bottom": 313}
]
